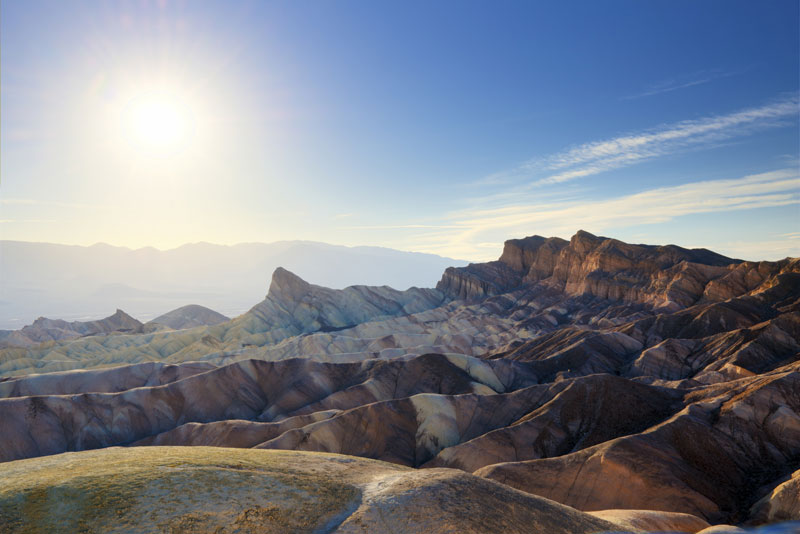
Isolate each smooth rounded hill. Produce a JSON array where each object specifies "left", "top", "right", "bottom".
[
  {"left": 146, "top": 304, "right": 230, "bottom": 331},
  {"left": 0, "top": 446, "right": 622, "bottom": 534}
]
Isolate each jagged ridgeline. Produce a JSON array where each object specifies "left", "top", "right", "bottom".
[{"left": 0, "top": 230, "right": 798, "bottom": 531}]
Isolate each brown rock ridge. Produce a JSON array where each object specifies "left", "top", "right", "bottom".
[
  {"left": 476, "top": 361, "right": 800, "bottom": 523},
  {"left": 438, "top": 229, "right": 739, "bottom": 309},
  {"left": 0, "top": 353, "right": 536, "bottom": 463},
  {"left": 423, "top": 373, "right": 680, "bottom": 472}
]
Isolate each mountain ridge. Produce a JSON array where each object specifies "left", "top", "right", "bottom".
[
  {"left": 437, "top": 229, "right": 743, "bottom": 306},
  {"left": 0, "top": 239, "right": 467, "bottom": 329},
  {"left": 0, "top": 230, "right": 797, "bottom": 528}
]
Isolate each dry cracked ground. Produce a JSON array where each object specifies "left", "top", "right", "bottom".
[{"left": 1, "top": 230, "right": 799, "bottom": 533}]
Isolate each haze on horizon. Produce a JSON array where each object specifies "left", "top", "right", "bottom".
[{"left": 1, "top": 1, "right": 798, "bottom": 262}]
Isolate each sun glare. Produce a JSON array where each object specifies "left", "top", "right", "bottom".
[
  {"left": 121, "top": 89, "right": 194, "bottom": 153},
  {"left": 131, "top": 99, "right": 184, "bottom": 146}
]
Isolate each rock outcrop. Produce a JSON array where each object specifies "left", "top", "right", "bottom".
[{"left": 438, "top": 229, "right": 739, "bottom": 309}]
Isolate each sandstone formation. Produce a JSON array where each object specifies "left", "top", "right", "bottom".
[
  {"left": 0, "top": 230, "right": 797, "bottom": 529},
  {"left": 437, "top": 230, "right": 736, "bottom": 307}
]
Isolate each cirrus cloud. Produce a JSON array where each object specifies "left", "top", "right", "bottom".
[
  {"left": 409, "top": 168, "right": 799, "bottom": 260},
  {"left": 484, "top": 95, "right": 799, "bottom": 189}
]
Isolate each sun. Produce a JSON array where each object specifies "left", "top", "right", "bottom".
[
  {"left": 131, "top": 98, "right": 184, "bottom": 146},
  {"left": 122, "top": 90, "right": 192, "bottom": 152}
]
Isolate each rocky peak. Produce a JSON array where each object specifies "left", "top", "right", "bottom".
[
  {"left": 109, "top": 309, "right": 135, "bottom": 322},
  {"left": 569, "top": 229, "right": 603, "bottom": 255},
  {"left": 84, "top": 309, "right": 143, "bottom": 335},
  {"left": 243, "top": 267, "right": 447, "bottom": 344},
  {"left": 267, "top": 267, "right": 312, "bottom": 303}
]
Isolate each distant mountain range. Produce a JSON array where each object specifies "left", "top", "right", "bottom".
[{"left": 0, "top": 240, "right": 466, "bottom": 329}]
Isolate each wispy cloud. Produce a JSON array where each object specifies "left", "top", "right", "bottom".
[
  {"left": 411, "top": 169, "right": 800, "bottom": 260},
  {"left": 621, "top": 69, "right": 742, "bottom": 100},
  {"left": 483, "top": 95, "right": 799, "bottom": 189}
]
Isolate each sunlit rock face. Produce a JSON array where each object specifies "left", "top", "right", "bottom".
[
  {"left": 438, "top": 229, "right": 739, "bottom": 308},
  {"left": 0, "top": 230, "right": 797, "bottom": 528}
]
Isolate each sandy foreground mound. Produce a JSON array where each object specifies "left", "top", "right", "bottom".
[{"left": 0, "top": 446, "right": 622, "bottom": 534}]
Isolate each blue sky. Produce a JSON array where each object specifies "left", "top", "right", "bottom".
[{"left": 1, "top": 0, "right": 798, "bottom": 260}]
